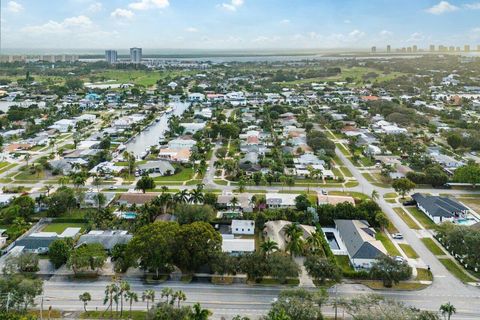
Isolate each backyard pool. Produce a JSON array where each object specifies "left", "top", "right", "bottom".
[{"left": 325, "top": 232, "right": 340, "bottom": 250}]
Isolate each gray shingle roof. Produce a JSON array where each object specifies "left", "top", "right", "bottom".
[
  {"left": 334, "top": 220, "right": 386, "bottom": 260},
  {"left": 412, "top": 193, "right": 468, "bottom": 218}
]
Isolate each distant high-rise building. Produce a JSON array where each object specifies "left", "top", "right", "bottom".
[
  {"left": 429, "top": 45, "right": 435, "bottom": 52},
  {"left": 105, "top": 50, "right": 118, "bottom": 64},
  {"left": 412, "top": 45, "right": 418, "bottom": 52},
  {"left": 464, "top": 45, "right": 470, "bottom": 52},
  {"left": 449, "top": 46, "right": 455, "bottom": 52},
  {"left": 386, "top": 45, "right": 391, "bottom": 53},
  {"left": 456, "top": 46, "right": 461, "bottom": 52},
  {"left": 371, "top": 46, "right": 376, "bottom": 53},
  {"left": 407, "top": 47, "right": 412, "bottom": 53},
  {"left": 130, "top": 47, "right": 142, "bottom": 63}
]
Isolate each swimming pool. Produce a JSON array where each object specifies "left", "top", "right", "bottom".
[{"left": 325, "top": 232, "right": 340, "bottom": 250}]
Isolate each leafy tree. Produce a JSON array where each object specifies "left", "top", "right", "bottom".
[
  {"left": 191, "top": 303, "right": 212, "bottom": 320},
  {"left": 174, "top": 204, "right": 216, "bottom": 224},
  {"left": 4, "top": 252, "right": 39, "bottom": 273},
  {"left": 127, "top": 222, "right": 180, "bottom": 279},
  {"left": 295, "top": 194, "right": 311, "bottom": 211},
  {"left": 47, "top": 186, "right": 77, "bottom": 217},
  {"left": 392, "top": 178, "right": 416, "bottom": 198},
  {"left": 266, "top": 289, "right": 326, "bottom": 320},
  {"left": 11, "top": 196, "right": 35, "bottom": 220},
  {"left": 0, "top": 275, "right": 43, "bottom": 312},
  {"left": 203, "top": 192, "right": 218, "bottom": 206},
  {"left": 453, "top": 164, "right": 480, "bottom": 186},
  {"left": 369, "top": 256, "right": 412, "bottom": 288},
  {"left": 111, "top": 243, "right": 135, "bottom": 273},
  {"left": 67, "top": 243, "right": 107, "bottom": 275},
  {"left": 446, "top": 133, "right": 462, "bottom": 150},
  {"left": 175, "top": 222, "right": 222, "bottom": 272},
  {"left": 304, "top": 256, "right": 341, "bottom": 284},
  {"left": 49, "top": 238, "right": 73, "bottom": 268},
  {"left": 135, "top": 175, "right": 156, "bottom": 193}
]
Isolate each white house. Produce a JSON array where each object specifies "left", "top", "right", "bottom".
[
  {"left": 231, "top": 220, "right": 255, "bottom": 235},
  {"left": 266, "top": 193, "right": 298, "bottom": 208},
  {"left": 221, "top": 234, "right": 255, "bottom": 254}
]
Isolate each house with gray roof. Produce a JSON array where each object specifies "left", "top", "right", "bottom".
[
  {"left": 76, "top": 230, "right": 132, "bottom": 251},
  {"left": 137, "top": 161, "right": 175, "bottom": 176},
  {"left": 411, "top": 193, "right": 469, "bottom": 224},
  {"left": 334, "top": 219, "right": 387, "bottom": 269}
]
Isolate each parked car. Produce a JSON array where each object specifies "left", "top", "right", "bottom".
[
  {"left": 392, "top": 233, "right": 403, "bottom": 240},
  {"left": 402, "top": 200, "right": 416, "bottom": 206},
  {"left": 394, "top": 256, "right": 406, "bottom": 263},
  {"left": 321, "top": 189, "right": 328, "bottom": 195}
]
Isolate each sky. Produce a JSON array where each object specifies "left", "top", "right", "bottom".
[{"left": 2, "top": 0, "right": 480, "bottom": 51}]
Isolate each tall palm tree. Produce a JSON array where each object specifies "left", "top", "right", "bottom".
[
  {"left": 24, "top": 153, "right": 31, "bottom": 167},
  {"left": 191, "top": 303, "right": 212, "bottom": 320},
  {"left": 189, "top": 188, "right": 205, "bottom": 204},
  {"left": 161, "top": 287, "right": 174, "bottom": 304},
  {"left": 125, "top": 291, "right": 138, "bottom": 319},
  {"left": 285, "top": 223, "right": 304, "bottom": 257},
  {"left": 371, "top": 190, "right": 379, "bottom": 201},
  {"left": 142, "top": 289, "right": 155, "bottom": 311},
  {"left": 306, "top": 231, "right": 324, "bottom": 255},
  {"left": 173, "top": 290, "right": 187, "bottom": 307},
  {"left": 103, "top": 283, "right": 119, "bottom": 318},
  {"left": 79, "top": 292, "right": 91, "bottom": 313},
  {"left": 260, "top": 240, "right": 279, "bottom": 256},
  {"left": 230, "top": 197, "right": 239, "bottom": 210},
  {"left": 44, "top": 184, "right": 53, "bottom": 196},
  {"left": 440, "top": 302, "right": 456, "bottom": 320},
  {"left": 174, "top": 189, "right": 190, "bottom": 204},
  {"left": 118, "top": 280, "right": 130, "bottom": 316}
]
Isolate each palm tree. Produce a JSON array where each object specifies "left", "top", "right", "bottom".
[
  {"left": 285, "top": 223, "right": 304, "bottom": 257},
  {"left": 118, "top": 280, "right": 130, "bottom": 316},
  {"left": 44, "top": 184, "right": 53, "bottom": 196},
  {"left": 238, "top": 178, "right": 246, "bottom": 193},
  {"left": 306, "top": 231, "right": 324, "bottom": 255},
  {"left": 59, "top": 176, "right": 69, "bottom": 186},
  {"left": 79, "top": 292, "right": 91, "bottom": 313},
  {"left": 160, "top": 287, "right": 173, "bottom": 304},
  {"left": 440, "top": 302, "right": 456, "bottom": 320},
  {"left": 174, "top": 189, "right": 190, "bottom": 203},
  {"left": 24, "top": 153, "right": 31, "bottom": 167},
  {"left": 142, "top": 289, "right": 155, "bottom": 311},
  {"left": 125, "top": 291, "right": 138, "bottom": 318},
  {"left": 189, "top": 188, "right": 205, "bottom": 204},
  {"left": 260, "top": 239, "right": 279, "bottom": 256},
  {"left": 191, "top": 303, "right": 212, "bottom": 320},
  {"left": 103, "top": 283, "right": 119, "bottom": 318},
  {"left": 230, "top": 197, "right": 239, "bottom": 210},
  {"left": 371, "top": 190, "right": 379, "bottom": 201},
  {"left": 173, "top": 290, "right": 186, "bottom": 307}
]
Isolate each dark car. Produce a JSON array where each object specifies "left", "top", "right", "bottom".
[{"left": 402, "top": 200, "right": 416, "bottom": 206}]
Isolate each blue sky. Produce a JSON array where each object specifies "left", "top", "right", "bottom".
[{"left": 2, "top": 0, "right": 480, "bottom": 50}]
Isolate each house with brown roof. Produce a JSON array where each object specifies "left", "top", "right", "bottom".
[{"left": 117, "top": 193, "right": 158, "bottom": 206}]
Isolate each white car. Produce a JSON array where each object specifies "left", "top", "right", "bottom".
[{"left": 392, "top": 233, "right": 403, "bottom": 240}]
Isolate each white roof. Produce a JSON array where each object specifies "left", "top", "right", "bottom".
[
  {"left": 60, "top": 227, "right": 81, "bottom": 238},
  {"left": 222, "top": 238, "right": 255, "bottom": 253},
  {"left": 231, "top": 220, "right": 255, "bottom": 229},
  {"left": 30, "top": 232, "right": 58, "bottom": 238}
]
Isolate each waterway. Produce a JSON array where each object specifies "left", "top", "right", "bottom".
[{"left": 125, "top": 101, "right": 190, "bottom": 156}]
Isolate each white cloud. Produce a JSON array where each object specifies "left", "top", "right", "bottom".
[
  {"left": 379, "top": 30, "right": 393, "bottom": 37},
  {"left": 426, "top": 1, "right": 459, "bottom": 14},
  {"left": 219, "top": 0, "right": 244, "bottom": 11},
  {"left": 7, "top": 1, "right": 24, "bottom": 13},
  {"left": 280, "top": 19, "right": 290, "bottom": 24},
  {"left": 185, "top": 27, "right": 198, "bottom": 33},
  {"left": 111, "top": 8, "right": 135, "bottom": 20},
  {"left": 464, "top": 2, "right": 480, "bottom": 9},
  {"left": 129, "top": 0, "right": 169, "bottom": 10},
  {"left": 88, "top": 2, "right": 103, "bottom": 13},
  {"left": 406, "top": 32, "right": 424, "bottom": 42},
  {"left": 21, "top": 15, "right": 93, "bottom": 35}
]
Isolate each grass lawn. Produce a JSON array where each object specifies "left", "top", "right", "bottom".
[
  {"left": 393, "top": 207, "right": 421, "bottom": 230},
  {"left": 361, "top": 172, "right": 376, "bottom": 183},
  {"left": 384, "top": 192, "right": 398, "bottom": 199},
  {"left": 438, "top": 258, "right": 477, "bottom": 283},
  {"left": 340, "top": 166, "right": 354, "bottom": 178},
  {"left": 416, "top": 268, "right": 433, "bottom": 282},
  {"left": 359, "top": 280, "right": 429, "bottom": 291},
  {"left": 42, "top": 223, "right": 88, "bottom": 233},
  {"left": 15, "top": 169, "right": 46, "bottom": 180},
  {"left": 399, "top": 244, "right": 419, "bottom": 259},
  {"left": 335, "top": 143, "right": 350, "bottom": 156},
  {"left": 153, "top": 168, "right": 193, "bottom": 182},
  {"left": 406, "top": 207, "right": 436, "bottom": 229},
  {"left": 79, "top": 311, "right": 147, "bottom": 320},
  {"left": 335, "top": 255, "right": 354, "bottom": 272},
  {"left": 421, "top": 238, "right": 446, "bottom": 256},
  {"left": 328, "top": 191, "right": 370, "bottom": 201},
  {"left": 375, "top": 231, "right": 401, "bottom": 256},
  {"left": 344, "top": 181, "right": 360, "bottom": 188},
  {"left": 0, "top": 163, "right": 17, "bottom": 174}
]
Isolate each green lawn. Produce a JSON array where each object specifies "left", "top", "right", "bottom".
[
  {"left": 393, "top": 207, "right": 421, "bottom": 230},
  {"left": 416, "top": 268, "right": 433, "bottom": 282},
  {"left": 14, "top": 169, "right": 46, "bottom": 181},
  {"left": 335, "top": 255, "right": 354, "bottom": 272},
  {"left": 399, "top": 244, "right": 419, "bottom": 259},
  {"left": 406, "top": 207, "right": 436, "bottom": 229},
  {"left": 42, "top": 223, "right": 87, "bottom": 233},
  {"left": 421, "top": 238, "right": 446, "bottom": 256},
  {"left": 153, "top": 168, "right": 193, "bottom": 182},
  {"left": 340, "top": 166, "right": 353, "bottom": 178},
  {"left": 335, "top": 143, "right": 350, "bottom": 156},
  {"left": 383, "top": 192, "right": 398, "bottom": 199},
  {"left": 438, "top": 258, "right": 477, "bottom": 283},
  {"left": 375, "top": 231, "right": 401, "bottom": 256}
]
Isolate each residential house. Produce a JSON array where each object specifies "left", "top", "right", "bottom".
[
  {"left": 266, "top": 193, "right": 298, "bottom": 209},
  {"left": 334, "top": 219, "right": 387, "bottom": 269},
  {"left": 231, "top": 220, "right": 255, "bottom": 235},
  {"left": 76, "top": 230, "right": 132, "bottom": 251},
  {"left": 411, "top": 193, "right": 469, "bottom": 224},
  {"left": 137, "top": 161, "right": 175, "bottom": 176},
  {"left": 117, "top": 193, "right": 158, "bottom": 206}
]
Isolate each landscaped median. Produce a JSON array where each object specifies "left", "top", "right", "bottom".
[
  {"left": 438, "top": 258, "right": 477, "bottom": 283},
  {"left": 405, "top": 207, "right": 436, "bottom": 229},
  {"left": 393, "top": 207, "right": 421, "bottom": 230},
  {"left": 420, "top": 238, "right": 446, "bottom": 256}
]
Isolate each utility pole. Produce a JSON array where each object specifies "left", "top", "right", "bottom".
[
  {"left": 6, "top": 292, "right": 11, "bottom": 312},
  {"left": 334, "top": 284, "right": 338, "bottom": 320},
  {"left": 40, "top": 296, "right": 44, "bottom": 320}
]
